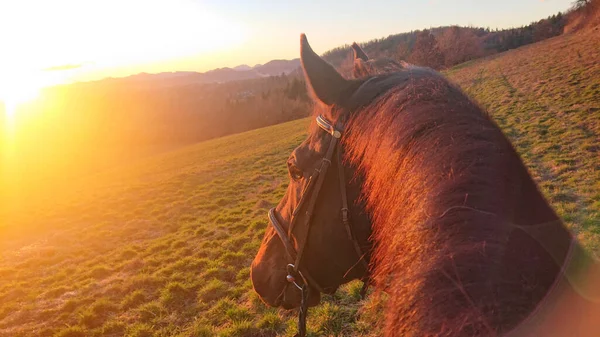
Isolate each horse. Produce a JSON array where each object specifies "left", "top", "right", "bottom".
[{"left": 251, "top": 34, "right": 600, "bottom": 336}]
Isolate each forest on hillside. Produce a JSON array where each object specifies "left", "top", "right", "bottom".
[
  {"left": 332, "top": 0, "right": 599, "bottom": 72},
  {"left": 326, "top": 11, "right": 572, "bottom": 73}
]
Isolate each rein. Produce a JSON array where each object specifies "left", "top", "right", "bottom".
[{"left": 268, "top": 114, "right": 369, "bottom": 337}]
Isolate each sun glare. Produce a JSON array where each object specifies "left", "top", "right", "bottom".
[
  {"left": 0, "top": 70, "right": 50, "bottom": 120},
  {"left": 0, "top": 0, "right": 247, "bottom": 90},
  {"left": 1, "top": 86, "right": 39, "bottom": 119}
]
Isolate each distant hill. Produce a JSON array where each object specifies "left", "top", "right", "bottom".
[
  {"left": 253, "top": 59, "right": 301, "bottom": 76},
  {"left": 233, "top": 64, "right": 252, "bottom": 71},
  {"left": 200, "top": 67, "right": 266, "bottom": 83},
  {"left": 90, "top": 59, "right": 302, "bottom": 88},
  {"left": 97, "top": 69, "right": 262, "bottom": 88}
]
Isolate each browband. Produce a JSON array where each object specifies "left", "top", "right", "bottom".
[{"left": 316, "top": 115, "right": 342, "bottom": 138}]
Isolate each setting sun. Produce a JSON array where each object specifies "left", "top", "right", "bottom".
[{"left": 0, "top": 75, "right": 43, "bottom": 119}]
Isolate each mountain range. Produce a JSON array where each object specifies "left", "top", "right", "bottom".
[{"left": 94, "top": 58, "right": 302, "bottom": 89}]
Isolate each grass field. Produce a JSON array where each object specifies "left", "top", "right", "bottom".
[{"left": 1, "top": 29, "right": 598, "bottom": 336}]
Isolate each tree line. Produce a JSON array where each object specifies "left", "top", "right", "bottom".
[{"left": 326, "top": 12, "right": 570, "bottom": 72}]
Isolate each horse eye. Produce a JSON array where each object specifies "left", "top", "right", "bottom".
[{"left": 288, "top": 163, "right": 304, "bottom": 181}]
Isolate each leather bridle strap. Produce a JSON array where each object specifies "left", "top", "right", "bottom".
[
  {"left": 268, "top": 208, "right": 325, "bottom": 293},
  {"left": 268, "top": 114, "right": 372, "bottom": 291},
  {"left": 268, "top": 114, "right": 370, "bottom": 337},
  {"left": 267, "top": 132, "right": 340, "bottom": 294},
  {"left": 293, "top": 134, "right": 339, "bottom": 275},
  {"left": 337, "top": 146, "right": 370, "bottom": 276},
  {"left": 267, "top": 76, "right": 383, "bottom": 337},
  {"left": 268, "top": 209, "right": 297, "bottom": 263}
]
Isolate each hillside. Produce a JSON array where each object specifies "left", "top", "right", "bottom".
[
  {"left": 97, "top": 59, "right": 301, "bottom": 88},
  {"left": 0, "top": 75, "right": 310, "bottom": 218},
  {"left": 0, "top": 30, "right": 598, "bottom": 337}
]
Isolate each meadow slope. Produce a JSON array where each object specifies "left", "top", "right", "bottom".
[{"left": 0, "top": 30, "right": 598, "bottom": 336}]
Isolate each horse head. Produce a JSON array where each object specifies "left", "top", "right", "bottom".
[{"left": 250, "top": 35, "right": 374, "bottom": 309}]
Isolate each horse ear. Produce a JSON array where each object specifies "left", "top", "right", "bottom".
[
  {"left": 353, "top": 58, "right": 368, "bottom": 78},
  {"left": 351, "top": 42, "right": 369, "bottom": 61},
  {"left": 300, "top": 34, "right": 348, "bottom": 106}
]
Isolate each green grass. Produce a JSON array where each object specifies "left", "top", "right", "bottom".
[{"left": 1, "top": 30, "right": 599, "bottom": 336}]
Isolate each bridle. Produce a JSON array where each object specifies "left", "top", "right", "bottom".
[{"left": 268, "top": 114, "right": 370, "bottom": 337}]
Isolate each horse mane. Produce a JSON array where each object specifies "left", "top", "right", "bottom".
[
  {"left": 353, "top": 57, "right": 410, "bottom": 78},
  {"left": 339, "top": 68, "right": 573, "bottom": 336}
]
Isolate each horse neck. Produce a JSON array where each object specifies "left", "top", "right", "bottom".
[{"left": 344, "top": 84, "right": 575, "bottom": 335}]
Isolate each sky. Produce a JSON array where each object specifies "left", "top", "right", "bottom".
[{"left": 0, "top": 0, "right": 574, "bottom": 100}]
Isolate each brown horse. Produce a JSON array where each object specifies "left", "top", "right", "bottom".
[{"left": 251, "top": 35, "right": 600, "bottom": 336}]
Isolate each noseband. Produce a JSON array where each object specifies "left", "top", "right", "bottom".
[{"left": 268, "top": 114, "right": 369, "bottom": 337}]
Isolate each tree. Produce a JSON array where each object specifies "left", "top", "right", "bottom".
[
  {"left": 437, "top": 27, "right": 484, "bottom": 67},
  {"left": 574, "top": 0, "right": 591, "bottom": 9},
  {"left": 408, "top": 30, "right": 444, "bottom": 70}
]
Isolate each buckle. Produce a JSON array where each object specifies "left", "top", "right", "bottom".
[
  {"left": 341, "top": 207, "right": 349, "bottom": 224},
  {"left": 286, "top": 264, "right": 304, "bottom": 290}
]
